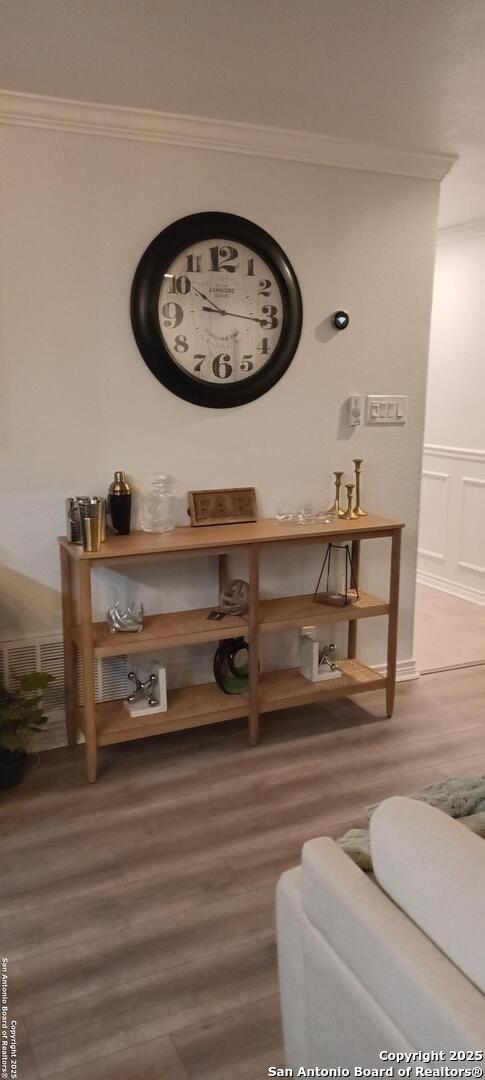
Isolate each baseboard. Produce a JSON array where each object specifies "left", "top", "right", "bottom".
[
  {"left": 374, "top": 658, "right": 419, "bottom": 682},
  {"left": 418, "top": 658, "right": 485, "bottom": 676},
  {"left": 417, "top": 569, "right": 485, "bottom": 607}
]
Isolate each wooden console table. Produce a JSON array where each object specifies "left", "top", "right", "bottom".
[{"left": 59, "top": 514, "right": 404, "bottom": 782}]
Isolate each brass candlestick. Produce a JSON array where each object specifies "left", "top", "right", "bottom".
[
  {"left": 353, "top": 458, "right": 367, "bottom": 517},
  {"left": 342, "top": 483, "right": 358, "bottom": 520},
  {"left": 325, "top": 471, "right": 345, "bottom": 518}
]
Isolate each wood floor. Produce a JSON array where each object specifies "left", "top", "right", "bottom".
[
  {"left": 415, "top": 583, "right": 485, "bottom": 672},
  {"left": 3, "top": 666, "right": 485, "bottom": 1080}
]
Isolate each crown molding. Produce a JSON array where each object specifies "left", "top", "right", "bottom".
[
  {"left": 0, "top": 89, "right": 455, "bottom": 181},
  {"left": 437, "top": 221, "right": 485, "bottom": 245}
]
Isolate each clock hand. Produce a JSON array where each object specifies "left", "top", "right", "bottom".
[
  {"left": 225, "top": 309, "right": 265, "bottom": 324},
  {"left": 193, "top": 288, "right": 226, "bottom": 314},
  {"left": 201, "top": 306, "right": 263, "bottom": 326}
]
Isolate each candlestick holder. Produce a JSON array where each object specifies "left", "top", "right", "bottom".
[
  {"left": 342, "top": 483, "right": 358, "bottom": 520},
  {"left": 325, "top": 471, "right": 345, "bottom": 518},
  {"left": 353, "top": 458, "right": 368, "bottom": 517}
]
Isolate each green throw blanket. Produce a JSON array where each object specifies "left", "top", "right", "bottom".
[{"left": 338, "top": 775, "right": 485, "bottom": 872}]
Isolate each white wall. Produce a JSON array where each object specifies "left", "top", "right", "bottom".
[
  {"left": 418, "top": 228, "right": 485, "bottom": 604},
  {"left": 425, "top": 230, "right": 485, "bottom": 449},
  {"left": 0, "top": 118, "right": 440, "bottom": 686}
]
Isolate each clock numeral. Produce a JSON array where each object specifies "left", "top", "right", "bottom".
[
  {"left": 260, "top": 304, "right": 279, "bottom": 330},
  {"left": 168, "top": 274, "right": 192, "bottom": 295},
  {"left": 240, "top": 356, "right": 254, "bottom": 373},
  {"left": 185, "top": 254, "right": 202, "bottom": 273},
  {"left": 213, "top": 353, "right": 233, "bottom": 380},
  {"left": 194, "top": 354, "right": 206, "bottom": 372},
  {"left": 258, "top": 279, "right": 272, "bottom": 296},
  {"left": 257, "top": 337, "right": 269, "bottom": 355},
  {"left": 161, "top": 301, "right": 183, "bottom": 329},
  {"left": 246, "top": 258, "right": 255, "bottom": 276},
  {"left": 174, "top": 334, "right": 189, "bottom": 353},
  {"left": 209, "top": 245, "right": 238, "bottom": 273}
]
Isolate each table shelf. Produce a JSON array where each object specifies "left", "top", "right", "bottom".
[
  {"left": 59, "top": 515, "right": 403, "bottom": 781},
  {"left": 72, "top": 590, "right": 389, "bottom": 659},
  {"left": 259, "top": 660, "right": 386, "bottom": 713},
  {"left": 72, "top": 606, "right": 249, "bottom": 658},
  {"left": 259, "top": 591, "right": 389, "bottom": 634},
  {"left": 84, "top": 658, "right": 385, "bottom": 747},
  {"left": 85, "top": 681, "right": 249, "bottom": 746}
]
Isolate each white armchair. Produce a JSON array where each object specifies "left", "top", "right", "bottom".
[{"left": 276, "top": 797, "right": 485, "bottom": 1069}]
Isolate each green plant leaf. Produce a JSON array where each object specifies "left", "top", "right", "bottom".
[
  {"left": 0, "top": 670, "right": 55, "bottom": 749},
  {"left": 0, "top": 733, "right": 25, "bottom": 752}
]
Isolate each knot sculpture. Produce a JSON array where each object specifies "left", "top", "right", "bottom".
[
  {"left": 127, "top": 671, "right": 158, "bottom": 708},
  {"left": 107, "top": 601, "right": 144, "bottom": 633}
]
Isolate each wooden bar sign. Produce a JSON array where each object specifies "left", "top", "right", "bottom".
[{"left": 188, "top": 487, "right": 257, "bottom": 527}]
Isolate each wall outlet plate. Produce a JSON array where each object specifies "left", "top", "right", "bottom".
[{"left": 365, "top": 395, "right": 408, "bottom": 424}]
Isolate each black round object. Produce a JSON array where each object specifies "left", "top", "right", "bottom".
[
  {"left": 130, "top": 212, "right": 303, "bottom": 408},
  {"left": 213, "top": 638, "right": 249, "bottom": 694},
  {"left": 332, "top": 310, "right": 350, "bottom": 331}
]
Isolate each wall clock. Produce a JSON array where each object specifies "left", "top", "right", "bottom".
[{"left": 130, "top": 212, "right": 302, "bottom": 408}]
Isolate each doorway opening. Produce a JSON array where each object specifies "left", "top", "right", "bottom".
[{"left": 415, "top": 224, "right": 485, "bottom": 674}]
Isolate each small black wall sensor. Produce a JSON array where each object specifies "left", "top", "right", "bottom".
[{"left": 332, "top": 310, "right": 350, "bottom": 331}]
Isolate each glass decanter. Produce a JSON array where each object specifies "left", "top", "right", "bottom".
[{"left": 141, "top": 474, "right": 175, "bottom": 533}]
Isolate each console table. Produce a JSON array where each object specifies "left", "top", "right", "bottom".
[{"left": 59, "top": 514, "right": 404, "bottom": 782}]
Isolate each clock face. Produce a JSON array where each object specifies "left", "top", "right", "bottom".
[
  {"left": 158, "top": 239, "right": 283, "bottom": 385},
  {"left": 131, "top": 213, "right": 302, "bottom": 408},
  {"left": 156, "top": 238, "right": 283, "bottom": 386}
]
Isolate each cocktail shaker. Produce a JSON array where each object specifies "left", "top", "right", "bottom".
[{"left": 108, "top": 471, "right": 132, "bottom": 535}]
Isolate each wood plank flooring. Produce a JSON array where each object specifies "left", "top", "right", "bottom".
[
  {"left": 415, "top": 583, "right": 485, "bottom": 671},
  {"left": 2, "top": 666, "right": 485, "bottom": 1079}
]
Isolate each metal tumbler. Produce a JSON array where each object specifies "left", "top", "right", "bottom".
[
  {"left": 76, "top": 497, "right": 105, "bottom": 552},
  {"left": 99, "top": 498, "right": 107, "bottom": 543},
  {"left": 66, "top": 497, "right": 83, "bottom": 544}
]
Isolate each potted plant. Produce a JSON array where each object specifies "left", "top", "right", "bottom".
[{"left": 0, "top": 671, "right": 55, "bottom": 789}]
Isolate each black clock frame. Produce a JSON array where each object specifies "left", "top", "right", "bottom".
[{"left": 130, "top": 212, "right": 303, "bottom": 408}]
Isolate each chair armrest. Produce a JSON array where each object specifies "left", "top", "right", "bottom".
[
  {"left": 371, "top": 796, "right": 485, "bottom": 995},
  {"left": 300, "top": 836, "right": 485, "bottom": 1049}
]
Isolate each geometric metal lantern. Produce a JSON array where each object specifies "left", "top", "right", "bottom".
[{"left": 313, "top": 543, "right": 360, "bottom": 607}]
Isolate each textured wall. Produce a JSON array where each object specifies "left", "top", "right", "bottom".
[{"left": 0, "top": 122, "right": 439, "bottom": 678}]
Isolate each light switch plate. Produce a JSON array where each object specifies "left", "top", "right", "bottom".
[{"left": 365, "top": 395, "right": 408, "bottom": 424}]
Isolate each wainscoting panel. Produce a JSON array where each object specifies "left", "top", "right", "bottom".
[
  {"left": 418, "top": 445, "right": 485, "bottom": 604},
  {"left": 418, "top": 470, "right": 449, "bottom": 561},
  {"left": 459, "top": 477, "right": 485, "bottom": 574}
]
